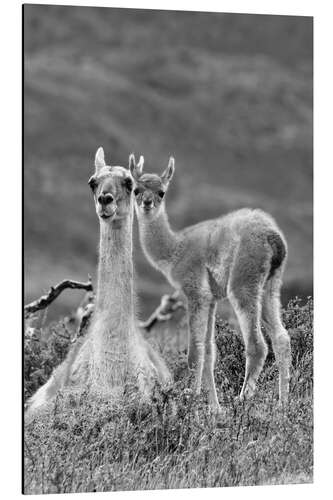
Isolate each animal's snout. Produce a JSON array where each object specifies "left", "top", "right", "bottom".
[
  {"left": 142, "top": 194, "right": 154, "bottom": 208},
  {"left": 98, "top": 193, "right": 114, "bottom": 206}
]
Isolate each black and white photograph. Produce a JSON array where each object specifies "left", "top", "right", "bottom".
[{"left": 22, "top": 2, "right": 313, "bottom": 495}]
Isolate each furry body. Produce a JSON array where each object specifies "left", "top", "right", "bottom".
[
  {"left": 26, "top": 150, "right": 171, "bottom": 416},
  {"left": 130, "top": 157, "right": 291, "bottom": 414}
]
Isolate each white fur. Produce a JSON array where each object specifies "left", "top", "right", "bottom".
[
  {"left": 26, "top": 150, "right": 171, "bottom": 417},
  {"left": 131, "top": 156, "right": 291, "bottom": 413}
]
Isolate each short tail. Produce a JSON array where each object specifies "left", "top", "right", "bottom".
[{"left": 267, "top": 232, "right": 287, "bottom": 279}]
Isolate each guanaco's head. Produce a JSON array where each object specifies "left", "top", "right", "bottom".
[
  {"left": 88, "top": 147, "right": 133, "bottom": 226},
  {"left": 129, "top": 154, "right": 175, "bottom": 219}
]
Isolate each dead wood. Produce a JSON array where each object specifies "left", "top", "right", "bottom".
[
  {"left": 24, "top": 277, "right": 93, "bottom": 318},
  {"left": 140, "top": 291, "right": 186, "bottom": 332}
]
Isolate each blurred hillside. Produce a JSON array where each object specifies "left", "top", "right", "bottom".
[{"left": 24, "top": 6, "right": 313, "bottom": 321}]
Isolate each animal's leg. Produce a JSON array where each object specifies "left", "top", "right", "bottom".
[
  {"left": 203, "top": 300, "right": 222, "bottom": 414},
  {"left": 262, "top": 274, "right": 291, "bottom": 405},
  {"left": 187, "top": 297, "right": 210, "bottom": 398},
  {"left": 229, "top": 286, "right": 268, "bottom": 400}
]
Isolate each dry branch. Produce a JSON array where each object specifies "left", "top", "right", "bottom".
[
  {"left": 140, "top": 291, "right": 186, "bottom": 332},
  {"left": 24, "top": 278, "right": 93, "bottom": 318}
]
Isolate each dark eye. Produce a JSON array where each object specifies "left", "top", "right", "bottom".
[
  {"left": 123, "top": 177, "right": 133, "bottom": 193},
  {"left": 134, "top": 187, "right": 140, "bottom": 196},
  {"left": 88, "top": 176, "right": 98, "bottom": 191},
  {"left": 158, "top": 190, "right": 165, "bottom": 198}
]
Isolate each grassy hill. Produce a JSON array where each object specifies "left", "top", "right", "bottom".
[
  {"left": 24, "top": 298, "right": 313, "bottom": 492},
  {"left": 24, "top": 6, "right": 313, "bottom": 321}
]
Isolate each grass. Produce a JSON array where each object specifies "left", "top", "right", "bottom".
[
  {"left": 24, "top": 297, "right": 313, "bottom": 493},
  {"left": 23, "top": 7, "right": 313, "bottom": 492}
]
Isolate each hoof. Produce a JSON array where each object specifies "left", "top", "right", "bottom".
[
  {"left": 214, "top": 408, "right": 228, "bottom": 427},
  {"left": 234, "top": 394, "right": 244, "bottom": 404},
  {"left": 277, "top": 399, "right": 288, "bottom": 411},
  {"left": 234, "top": 394, "right": 248, "bottom": 406},
  {"left": 207, "top": 402, "right": 228, "bottom": 421},
  {"left": 207, "top": 404, "right": 223, "bottom": 416},
  {"left": 239, "top": 385, "right": 255, "bottom": 402}
]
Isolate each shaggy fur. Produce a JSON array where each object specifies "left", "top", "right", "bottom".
[
  {"left": 130, "top": 154, "right": 291, "bottom": 414},
  {"left": 26, "top": 148, "right": 171, "bottom": 416}
]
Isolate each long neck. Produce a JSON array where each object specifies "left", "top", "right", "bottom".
[
  {"left": 138, "top": 203, "right": 178, "bottom": 264},
  {"left": 88, "top": 212, "right": 135, "bottom": 391},
  {"left": 95, "top": 214, "right": 134, "bottom": 319}
]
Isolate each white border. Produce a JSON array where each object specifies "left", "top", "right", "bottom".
[
  {"left": 1, "top": 1, "right": 332, "bottom": 499},
  {"left": 2, "top": 0, "right": 317, "bottom": 15}
]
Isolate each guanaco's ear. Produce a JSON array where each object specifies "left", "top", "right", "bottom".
[
  {"left": 95, "top": 146, "right": 106, "bottom": 173},
  {"left": 161, "top": 157, "right": 175, "bottom": 184},
  {"left": 137, "top": 155, "right": 144, "bottom": 173},
  {"left": 129, "top": 153, "right": 144, "bottom": 180}
]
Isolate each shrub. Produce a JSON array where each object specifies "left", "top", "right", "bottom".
[{"left": 24, "top": 297, "right": 313, "bottom": 493}]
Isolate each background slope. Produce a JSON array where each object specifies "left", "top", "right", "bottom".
[{"left": 24, "top": 6, "right": 313, "bottom": 320}]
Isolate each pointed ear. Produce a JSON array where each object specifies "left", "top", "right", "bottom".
[
  {"left": 129, "top": 153, "right": 144, "bottom": 181},
  {"left": 161, "top": 157, "right": 175, "bottom": 184},
  {"left": 137, "top": 155, "right": 144, "bottom": 174},
  {"left": 129, "top": 153, "right": 136, "bottom": 174},
  {"left": 95, "top": 147, "right": 106, "bottom": 173}
]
